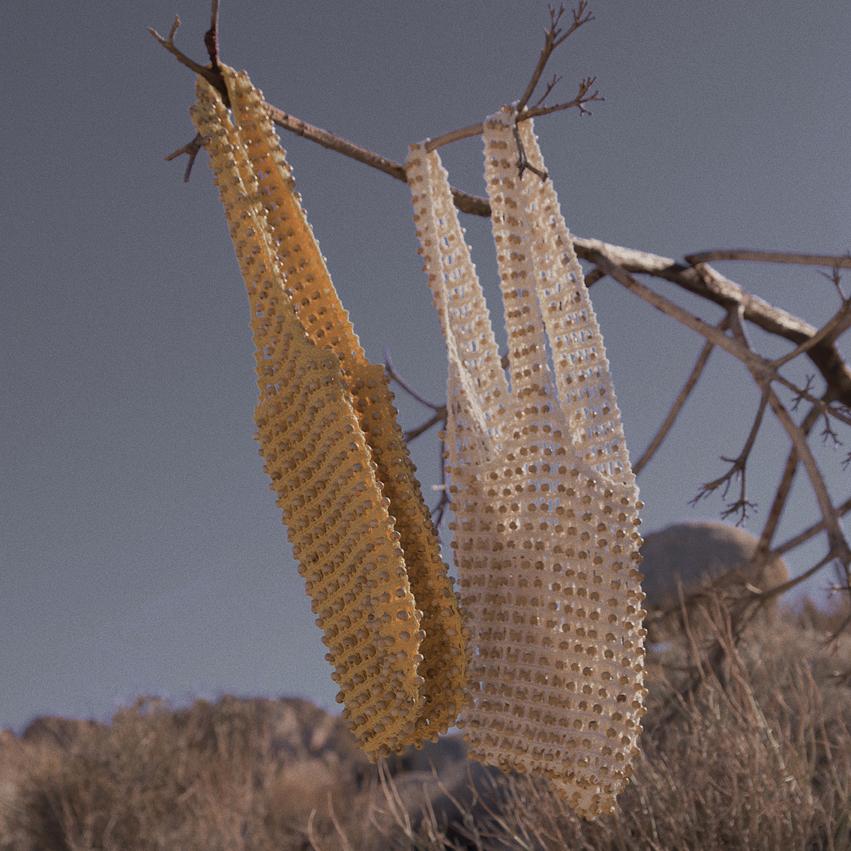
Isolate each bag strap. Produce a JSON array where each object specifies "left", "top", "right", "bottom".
[
  {"left": 483, "top": 108, "right": 555, "bottom": 405},
  {"left": 406, "top": 142, "right": 510, "bottom": 439},
  {"left": 190, "top": 71, "right": 314, "bottom": 400},
  {"left": 224, "top": 66, "right": 365, "bottom": 373},
  {"left": 510, "top": 119, "right": 635, "bottom": 487}
]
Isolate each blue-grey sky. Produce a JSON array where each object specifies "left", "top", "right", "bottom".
[{"left": 2, "top": 1, "right": 849, "bottom": 732}]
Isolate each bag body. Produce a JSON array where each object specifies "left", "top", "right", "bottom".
[
  {"left": 191, "top": 67, "right": 465, "bottom": 758},
  {"left": 406, "top": 108, "right": 647, "bottom": 817}
]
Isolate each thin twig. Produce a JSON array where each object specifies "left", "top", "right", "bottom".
[
  {"left": 756, "top": 402, "right": 823, "bottom": 552},
  {"left": 424, "top": 78, "right": 603, "bottom": 153},
  {"left": 774, "top": 374, "right": 851, "bottom": 428},
  {"left": 404, "top": 408, "right": 446, "bottom": 443},
  {"left": 584, "top": 267, "right": 606, "bottom": 287},
  {"left": 532, "top": 73, "right": 563, "bottom": 109},
  {"left": 685, "top": 249, "right": 851, "bottom": 269},
  {"left": 634, "top": 321, "right": 725, "bottom": 475},
  {"left": 522, "top": 78, "right": 602, "bottom": 119},
  {"left": 689, "top": 389, "right": 769, "bottom": 525},
  {"left": 205, "top": 0, "right": 220, "bottom": 69},
  {"left": 771, "top": 300, "right": 851, "bottom": 369},
  {"left": 512, "top": 123, "right": 548, "bottom": 181},
  {"left": 745, "top": 552, "right": 837, "bottom": 612},
  {"left": 516, "top": 1, "right": 594, "bottom": 113},
  {"left": 148, "top": 17, "right": 223, "bottom": 94},
  {"left": 432, "top": 413, "right": 450, "bottom": 528},
  {"left": 773, "top": 495, "right": 851, "bottom": 556},
  {"left": 165, "top": 133, "right": 203, "bottom": 182},
  {"left": 728, "top": 307, "right": 851, "bottom": 573},
  {"left": 818, "top": 266, "right": 848, "bottom": 302},
  {"left": 383, "top": 350, "right": 444, "bottom": 411}
]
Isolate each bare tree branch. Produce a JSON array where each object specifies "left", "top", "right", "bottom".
[
  {"left": 774, "top": 495, "right": 851, "bottom": 557},
  {"left": 684, "top": 249, "right": 851, "bottom": 269},
  {"left": 756, "top": 402, "right": 823, "bottom": 552},
  {"left": 582, "top": 241, "right": 851, "bottom": 408},
  {"left": 589, "top": 253, "right": 764, "bottom": 369},
  {"left": 516, "top": 2, "right": 594, "bottom": 113},
  {"left": 152, "top": 2, "right": 851, "bottom": 616},
  {"left": 689, "top": 389, "right": 769, "bottom": 525},
  {"left": 150, "top": 16, "right": 851, "bottom": 408},
  {"left": 633, "top": 323, "right": 723, "bottom": 476}
]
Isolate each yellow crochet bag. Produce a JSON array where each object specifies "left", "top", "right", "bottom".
[{"left": 191, "top": 66, "right": 465, "bottom": 757}]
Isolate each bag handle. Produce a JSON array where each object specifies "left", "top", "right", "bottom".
[
  {"left": 510, "top": 119, "right": 635, "bottom": 487},
  {"left": 483, "top": 109, "right": 556, "bottom": 404},
  {"left": 406, "top": 143, "right": 510, "bottom": 438},
  {"left": 191, "top": 74, "right": 319, "bottom": 401},
  {"left": 224, "top": 66, "right": 366, "bottom": 374}
]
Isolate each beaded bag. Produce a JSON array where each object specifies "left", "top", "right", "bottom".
[
  {"left": 191, "top": 66, "right": 466, "bottom": 758},
  {"left": 406, "top": 108, "right": 647, "bottom": 817}
]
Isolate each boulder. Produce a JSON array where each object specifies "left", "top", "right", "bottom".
[{"left": 640, "top": 521, "right": 790, "bottom": 635}]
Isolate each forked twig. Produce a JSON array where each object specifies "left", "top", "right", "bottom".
[
  {"left": 689, "top": 389, "right": 769, "bottom": 525},
  {"left": 165, "top": 133, "right": 203, "bottom": 182},
  {"left": 516, "top": 1, "right": 595, "bottom": 113}
]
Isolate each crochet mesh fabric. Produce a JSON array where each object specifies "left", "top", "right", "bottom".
[
  {"left": 406, "top": 109, "right": 648, "bottom": 818},
  {"left": 191, "top": 67, "right": 466, "bottom": 758}
]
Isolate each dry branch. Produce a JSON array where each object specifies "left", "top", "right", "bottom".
[
  {"left": 152, "top": 1, "right": 851, "bottom": 620},
  {"left": 690, "top": 389, "right": 769, "bottom": 526},
  {"left": 685, "top": 249, "right": 851, "bottom": 269},
  {"left": 757, "top": 402, "right": 822, "bottom": 552},
  {"left": 633, "top": 328, "right": 722, "bottom": 476}
]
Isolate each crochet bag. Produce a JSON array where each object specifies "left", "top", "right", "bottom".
[
  {"left": 406, "top": 108, "right": 647, "bottom": 817},
  {"left": 191, "top": 66, "right": 466, "bottom": 758}
]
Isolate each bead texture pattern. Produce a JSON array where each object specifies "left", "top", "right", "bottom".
[
  {"left": 191, "top": 67, "right": 466, "bottom": 758},
  {"left": 406, "top": 108, "right": 647, "bottom": 818}
]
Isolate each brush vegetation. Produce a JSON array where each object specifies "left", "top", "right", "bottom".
[{"left": 1, "top": 606, "right": 849, "bottom": 850}]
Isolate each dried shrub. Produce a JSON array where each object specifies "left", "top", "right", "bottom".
[{"left": 1, "top": 614, "right": 849, "bottom": 850}]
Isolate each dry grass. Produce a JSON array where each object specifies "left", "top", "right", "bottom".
[{"left": 1, "top": 610, "right": 849, "bottom": 850}]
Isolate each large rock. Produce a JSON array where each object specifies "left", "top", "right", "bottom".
[{"left": 640, "top": 521, "right": 789, "bottom": 632}]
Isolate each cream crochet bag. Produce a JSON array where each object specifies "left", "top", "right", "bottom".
[{"left": 406, "top": 108, "right": 648, "bottom": 818}]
